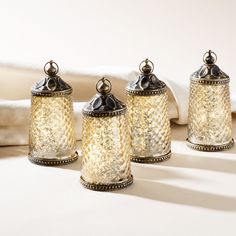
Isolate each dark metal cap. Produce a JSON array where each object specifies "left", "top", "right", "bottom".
[
  {"left": 83, "top": 78, "right": 126, "bottom": 117},
  {"left": 191, "top": 50, "right": 229, "bottom": 85},
  {"left": 126, "top": 59, "right": 167, "bottom": 96},
  {"left": 31, "top": 60, "right": 72, "bottom": 96}
]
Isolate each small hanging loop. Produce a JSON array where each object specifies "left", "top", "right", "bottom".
[
  {"left": 44, "top": 60, "right": 59, "bottom": 76},
  {"left": 96, "top": 77, "right": 112, "bottom": 94},
  {"left": 139, "top": 58, "right": 154, "bottom": 74},
  {"left": 203, "top": 50, "right": 217, "bottom": 64}
]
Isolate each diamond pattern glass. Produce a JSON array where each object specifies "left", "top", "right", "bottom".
[
  {"left": 188, "top": 82, "right": 233, "bottom": 145},
  {"left": 29, "top": 95, "right": 77, "bottom": 160},
  {"left": 82, "top": 114, "right": 131, "bottom": 185},
  {"left": 127, "top": 92, "right": 171, "bottom": 160}
]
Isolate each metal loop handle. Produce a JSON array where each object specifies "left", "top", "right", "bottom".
[
  {"left": 96, "top": 77, "right": 112, "bottom": 94},
  {"left": 203, "top": 50, "right": 217, "bottom": 64},
  {"left": 139, "top": 58, "right": 154, "bottom": 73},
  {"left": 44, "top": 60, "right": 59, "bottom": 75}
]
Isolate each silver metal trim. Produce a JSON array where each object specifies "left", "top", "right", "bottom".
[
  {"left": 186, "top": 139, "right": 234, "bottom": 152},
  {"left": 130, "top": 151, "right": 171, "bottom": 163},
  {"left": 28, "top": 152, "right": 78, "bottom": 166},
  {"left": 80, "top": 175, "right": 133, "bottom": 191}
]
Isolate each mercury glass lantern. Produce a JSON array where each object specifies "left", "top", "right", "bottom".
[
  {"left": 28, "top": 60, "right": 78, "bottom": 166},
  {"left": 187, "top": 50, "right": 234, "bottom": 151},
  {"left": 80, "top": 78, "right": 133, "bottom": 191},
  {"left": 126, "top": 59, "right": 171, "bottom": 163}
]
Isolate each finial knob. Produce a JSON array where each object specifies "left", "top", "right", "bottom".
[
  {"left": 139, "top": 58, "right": 154, "bottom": 74},
  {"left": 44, "top": 60, "right": 59, "bottom": 76},
  {"left": 96, "top": 77, "right": 112, "bottom": 95},
  {"left": 203, "top": 50, "right": 217, "bottom": 64}
]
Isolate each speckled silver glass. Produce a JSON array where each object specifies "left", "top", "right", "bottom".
[
  {"left": 126, "top": 59, "right": 171, "bottom": 163},
  {"left": 80, "top": 78, "right": 133, "bottom": 191},
  {"left": 28, "top": 61, "right": 78, "bottom": 166},
  {"left": 187, "top": 50, "right": 234, "bottom": 151}
]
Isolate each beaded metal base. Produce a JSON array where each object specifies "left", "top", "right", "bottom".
[
  {"left": 28, "top": 152, "right": 78, "bottom": 166},
  {"left": 80, "top": 175, "right": 133, "bottom": 191},
  {"left": 130, "top": 151, "right": 171, "bottom": 164},
  {"left": 186, "top": 139, "right": 234, "bottom": 152}
]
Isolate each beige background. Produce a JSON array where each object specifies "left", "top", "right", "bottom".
[{"left": 0, "top": 0, "right": 236, "bottom": 92}]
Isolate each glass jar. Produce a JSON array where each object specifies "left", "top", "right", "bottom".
[
  {"left": 81, "top": 78, "right": 133, "bottom": 191},
  {"left": 28, "top": 61, "right": 78, "bottom": 165},
  {"left": 187, "top": 50, "right": 234, "bottom": 151},
  {"left": 126, "top": 59, "right": 171, "bottom": 163}
]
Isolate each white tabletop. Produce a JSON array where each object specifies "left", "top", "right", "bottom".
[{"left": 0, "top": 116, "right": 236, "bottom": 236}]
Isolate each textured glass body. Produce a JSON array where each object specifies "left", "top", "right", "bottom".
[
  {"left": 127, "top": 92, "right": 171, "bottom": 158},
  {"left": 29, "top": 94, "right": 77, "bottom": 159},
  {"left": 188, "top": 82, "right": 232, "bottom": 145},
  {"left": 82, "top": 114, "right": 131, "bottom": 185}
]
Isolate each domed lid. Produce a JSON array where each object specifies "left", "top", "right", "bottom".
[
  {"left": 31, "top": 60, "right": 72, "bottom": 96},
  {"left": 191, "top": 50, "right": 229, "bottom": 85},
  {"left": 83, "top": 78, "right": 126, "bottom": 117},
  {"left": 126, "top": 59, "right": 167, "bottom": 96}
]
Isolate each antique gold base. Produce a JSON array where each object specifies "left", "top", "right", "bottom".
[
  {"left": 80, "top": 175, "right": 133, "bottom": 191},
  {"left": 130, "top": 151, "right": 171, "bottom": 164},
  {"left": 28, "top": 152, "right": 78, "bottom": 166},
  {"left": 186, "top": 139, "right": 234, "bottom": 152}
]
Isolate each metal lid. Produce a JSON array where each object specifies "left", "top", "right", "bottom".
[
  {"left": 126, "top": 59, "right": 167, "bottom": 96},
  {"left": 191, "top": 50, "right": 229, "bottom": 85},
  {"left": 31, "top": 60, "right": 72, "bottom": 96},
  {"left": 83, "top": 78, "right": 126, "bottom": 117}
]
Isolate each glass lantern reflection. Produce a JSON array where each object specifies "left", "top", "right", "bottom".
[
  {"left": 80, "top": 78, "right": 133, "bottom": 191},
  {"left": 126, "top": 59, "right": 171, "bottom": 163},
  {"left": 187, "top": 50, "right": 234, "bottom": 151},
  {"left": 28, "top": 60, "right": 78, "bottom": 165}
]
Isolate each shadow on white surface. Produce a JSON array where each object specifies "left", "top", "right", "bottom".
[
  {"left": 160, "top": 153, "right": 236, "bottom": 174},
  {"left": 118, "top": 159, "right": 236, "bottom": 211},
  {"left": 120, "top": 178, "right": 236, "bottom": 211},
  {"left": 131, "top": 163, "right": 196, "bottom": 181},
  {"left": 117, "top": 150, "right": 236, "bottom": 211},
  {"left": 57, "top": 156, "right": 82, "bottom": 171}
]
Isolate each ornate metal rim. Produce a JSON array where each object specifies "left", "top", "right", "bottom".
[
  {"left": 131, "top": 151, "right": 171, "bottom": 163},
  {"left": 190, "top": 78, "right": 229, "bottom": 85},
  {"left": 80, "top": 175, "right": 133, "bottom": 191},
  {"left": 82, "top": 108, "right": 126, "bottom": 117},
  {"left": 126, "top": 87, "right": 167, "bottom": 96},
  {"left": 31, "top": 88, "right": 72, "bottom": 97},
  {"left": 186, "top": 139, "right": 234, "bottom": 152},
  {"left": 28, "top": 151, "right": 78, "bottom": 166}
]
